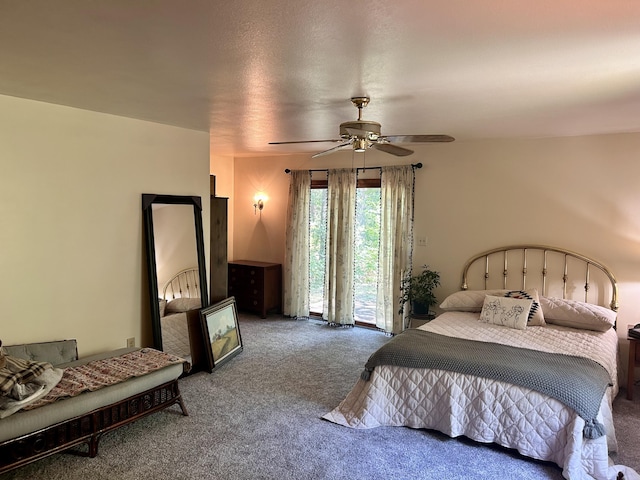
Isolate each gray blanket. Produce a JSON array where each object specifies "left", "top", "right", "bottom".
[{"left": 361, "top": 329, "right": 612, "bottom": 439}]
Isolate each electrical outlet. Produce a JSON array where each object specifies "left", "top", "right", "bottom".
[
  {"left": 417, "top": 236, "right": 428, "bottom": 247},
  {"left": 127, "top": 337, "right": 135, "bottom": 348}
]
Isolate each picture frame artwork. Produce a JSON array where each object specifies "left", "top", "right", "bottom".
[{"left": 201, "top": 296, "right": 243, "bottom": 370}]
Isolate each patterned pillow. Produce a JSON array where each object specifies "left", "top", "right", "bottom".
[
  {"left": 504, "top": 289, "right": 545, "bottom": 326},
  {"left": 480, "top": 295, "right": 532, "bottom": 330},
  {"left": 440, "top": 288, "right": 545, "bottom": 326}
]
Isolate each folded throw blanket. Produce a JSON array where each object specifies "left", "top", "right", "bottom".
[
  {"left": 0, "top": 367, "right": 64, "bottom": 419},
  {"left": 0, "top": 355, "right": 53, "bottom": 398}
]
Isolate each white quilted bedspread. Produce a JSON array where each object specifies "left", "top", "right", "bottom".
[
  {"left": 160, "top": 312, "right": 192, "bottom": 360},
  {"left": 323, "top": 312, "right": 623, "bottom": 480}
]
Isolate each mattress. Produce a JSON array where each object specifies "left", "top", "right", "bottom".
[{"left": 323, "top": 312, "right": 620, "bottom": 480}]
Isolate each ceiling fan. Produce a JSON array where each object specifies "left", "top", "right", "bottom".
[{"left": 269, "top": 96, "right": 454, "bottom": 158}]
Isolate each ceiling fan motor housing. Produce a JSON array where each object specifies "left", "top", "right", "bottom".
[{"left": 339, "top": 120, "right": 381, "bottom": 140}]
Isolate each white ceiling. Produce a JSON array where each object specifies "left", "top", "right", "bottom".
[{"left": 2, "top": 1, "right": 640, "bottom": 157}]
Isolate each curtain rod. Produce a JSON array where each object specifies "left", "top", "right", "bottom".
[{"left": 284, "top": 162, "right": 422, "bottom": 174}]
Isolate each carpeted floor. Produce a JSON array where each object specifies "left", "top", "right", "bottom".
[{"left": 3, "top": 315, "right": 639, "bottom": 480}]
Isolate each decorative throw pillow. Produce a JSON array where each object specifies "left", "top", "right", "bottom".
[
  {"left": 440, "top": 288, "right": 545, "bottom": 326},
  {"left": 480, "top": 295, "right": 533, "bottom": 330},
  {"left": 504, "top": 289, "right": 545, "bottom": 326},
  {"left": 539, "top": 296, "right": 616, "bottom": 332}
]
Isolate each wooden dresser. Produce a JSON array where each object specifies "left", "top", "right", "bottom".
[{"left": 228, "top": 260, "right": 282, "bottom": 318}]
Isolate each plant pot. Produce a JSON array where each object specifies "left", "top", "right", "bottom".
[{"left": 411, "top": 301, "right": 430, "bottom": 316}]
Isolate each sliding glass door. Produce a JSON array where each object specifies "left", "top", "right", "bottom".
[
  {"left": 309, "top": 179, "right": 381, "bottom": 325},
  {"left": 309, "top": 188, "right": 327, "bottom": 315}
]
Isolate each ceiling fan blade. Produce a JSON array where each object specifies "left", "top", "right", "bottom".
[
  {"left": 269, "top": 139, "right": 342, "bottom": 145},
  {"left": 311, "top": 141, "right": 353, "bottom": 158},
  {"left": 372, "top": 143, "right": 413, "bottom": 156},
  {"left": 381, "top": 134, "right": 455, "bottom": 143}
]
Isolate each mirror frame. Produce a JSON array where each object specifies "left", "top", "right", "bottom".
[{"left": 142, "top": 194, "right": 209, "bottom": 350}]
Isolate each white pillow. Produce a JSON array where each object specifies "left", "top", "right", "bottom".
[
  {"left": 480, "top": 295, "right": 532, "bottom": 330},
  {"left": 440, "top": 289, "right": 545, "bottom": 326},
  {"left": 539, "top": 296, "right": 616, "bottom": 332},
  {"left": 165, "top": 297, "right": 202, "bottom": 314},
  {"left": 440, "top": 290, "right": 509, "bottom": 312}
]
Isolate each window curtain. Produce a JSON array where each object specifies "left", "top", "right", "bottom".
[
  {"left": 375, "top": 165, "right": 415, "bottom": 334},
  {"left": 323, "top": 168, "right": 357, "bottom": 325},
  {"left": 283, "top": 170, "right": 311, "bottom": 318}
]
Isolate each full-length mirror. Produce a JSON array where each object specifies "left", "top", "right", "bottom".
[{"left": 142, "top": 194, "right": 209, "bottom": 370}]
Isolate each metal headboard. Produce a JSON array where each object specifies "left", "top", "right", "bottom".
[
  {"left": 461, "top": 245, "right": 618, "bottom": 312},
  {"left": 162, "top": 267, "right": 201, "bottom": 300}
]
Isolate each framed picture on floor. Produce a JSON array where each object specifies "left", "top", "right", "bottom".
[{"left": 200, "top": 296, "right": 243, "bottom": 370}]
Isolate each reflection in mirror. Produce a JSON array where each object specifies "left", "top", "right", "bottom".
[
  {"left": 142, "top": 194, "right": 209, "bottom": 370},
  {"left": 153, "top": 204, "right": 197, "bottom": 292}
]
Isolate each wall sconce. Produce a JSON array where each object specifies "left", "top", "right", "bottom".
[
  {"left": 254, "top": 199, "right": 264, "bottom": 215},
  {"left": 253, "top": 193, "right": 267, "bottom": 216}
]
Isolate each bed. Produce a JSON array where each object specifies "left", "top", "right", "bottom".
[
  {"left": 159, "top": 267, "right": 203, "bottom": 363},
  {"left": 324, "top": 245, "right": 632, "bottom": 480}
]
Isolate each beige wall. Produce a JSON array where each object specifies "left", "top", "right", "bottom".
[
  {"left": 231, "top": 134, "right": 640, "bottom": 382},
  {"left": 231, "top": 155, "right": 292, "bottom": 263},
  {"left": 0, "top": 94, "right": 210, "bottom": 357}
]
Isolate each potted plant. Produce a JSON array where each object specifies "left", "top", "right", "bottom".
[{"left": 399, "top": 265, "right": 441, "bottom": 317}]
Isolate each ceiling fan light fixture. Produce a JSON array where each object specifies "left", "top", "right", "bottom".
[
  {"left": 353, "top": 138, "right": 368, "bottom": 153},
  {"left": 354, "top": 138, "right": 367, "bottom": 152}
]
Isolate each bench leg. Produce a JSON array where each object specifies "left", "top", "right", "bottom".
[{"left": 176, "top": 395, "right": 189, "bottom": 416}]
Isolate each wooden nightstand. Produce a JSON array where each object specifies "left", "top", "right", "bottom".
[{"left": 627, "top": 335, "right": 639, "bottom": 400}]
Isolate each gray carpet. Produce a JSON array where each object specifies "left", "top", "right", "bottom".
[{"left": 4, "top": 315, "right": 639, "bottom": 480}]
